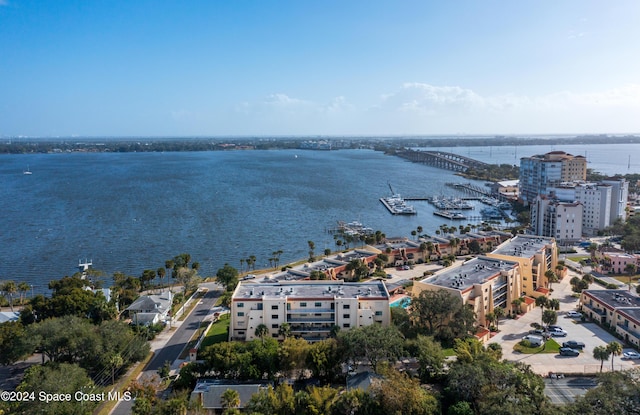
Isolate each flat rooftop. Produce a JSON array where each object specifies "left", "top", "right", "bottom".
[
  {"left": 419, "top": 256, "right": 517, "bottom": 291},
  {"left": 491, "top": 235, "right": 554, "bottom": 258},
  {"left": 584, "top": 290, "right": 640, "bottom": 309},
  {"left": 234, "top": 280, "right": 389, "bottom": 300}
]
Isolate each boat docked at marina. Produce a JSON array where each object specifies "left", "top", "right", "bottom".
[{"left": 433, "top": 210, "right": 467, "bottom": 220}]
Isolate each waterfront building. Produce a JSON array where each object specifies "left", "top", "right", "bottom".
[
  {"left": 412, "top": 256, "right": 522, "bottom": 331},
  {"left": 519, "top": 151, "right": 587, "bottom": 204},
  {"left": 579, "top": 290, "right": 640, "bottom": 347},
  {"left": 126, "top": 291, "right": 172, "bottom": 325},
  {"left": 530, "top": 195, "right": 583, "bottom": 244},
  {"left": 487, "top": 234, "right": 558, "bottom": 297},
  {"left": 229, "top": 280, "right": 391, "bottom": 342}
]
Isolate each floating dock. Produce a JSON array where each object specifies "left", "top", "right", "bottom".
[
  {"left": 380, "top": 196, "right": 417, "bottom": 215},
  {"left": 433, "top": 210, "right": 467, "bottom": 220}
]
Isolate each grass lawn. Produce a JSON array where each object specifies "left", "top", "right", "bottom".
[
  {"left": 566, "top": 255, "right": 589, "bottom": 263},
  {"left": 198, "top": 314, "right": 230, "bottom": 352},
  {"left": 513, "top": 338, "right": 561, "bottom": 354}
]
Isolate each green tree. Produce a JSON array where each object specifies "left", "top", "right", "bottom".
[
  {"left": 15, "top": 363, "right": 97, "bottom": 415},
  {"left": 607, "top": 341, "right": 623, "bottom": 371},
  {"left": 221, "top": 388, "right": 241, "bottom": 411},
  {"left": 17, "top": 281, "right": 30, "bottom": 305},
  {"left": 411, "top": 289, "right": 461, "bottom": 335},
  {"left": 566, "top": 370, "right": 640, "bottom": 414},
  {"left": 542, "top": 309, "right": 557, "bottom": 328},
  {"left": 625, "top": 263, "right": 637, "bottom": 291},
  {"left": 278, "top": 322, "right": 292, "bottom": 339},
  {"left": 338, "top": 324, "right": 404, "bottom": 373},
  {"left": 535, "top": 296, "right": 549, "bottom": 326},
  {"left": 279, "top": 337, "right": 310, "bottom": 379},
  {"left": 493, "top": 307, "right": 506, "bottom": 331},
  {"left": 373, "top": 367, "right": 439, "bottom": 415},
  {"left": 255, "top": 323, "right": 269, "bottom": 344},
  {"left": 0, "top": 321, "right": 32, "bottom": 365},
  {"left": 593, "top": 345, "right": 610, "bottom": 373},
  {"left": 216, "top": 263, "right": 240, "bottom": 292},
  {"left": 1, "top": 281, "right": 17, "bottom": 311},
  {"left": 308, "top": 240, "right": 316, "bottom": 262},
  {"left": 545, "top": 270, "right": 559, "bottom": 291},
  {"left": 345, "top": 259, "right": 370, "bottom": 282}
]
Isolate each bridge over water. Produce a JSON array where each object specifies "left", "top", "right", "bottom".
[{"left": 395, "top": 149, "right": 489, "bottom": 172}]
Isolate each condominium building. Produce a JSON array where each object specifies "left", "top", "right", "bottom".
[
  {"left": 229, "top": 280, "right": 391, "bottom": 342},
  {"left": 487, "top": 235, "right": 558, "bottom": 297},
  {"left": 530, "top": 196, "right": 583, "bottom": 244},
  {"left": 519, "top": 151, "right": 587, "bottom": 204},
  {"left": 580, "top": 290, "right": 640, "bottom": 347},
  {"left": 412, "top": 256, "right": 522, "bottom": 327},
  {"left": 603, "top": 177, "right": 629, "bottom": 224}
]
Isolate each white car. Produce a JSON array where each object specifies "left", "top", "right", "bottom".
[
  {"left": 623, "top": 351, "right": 640, "bottom": 359},
  {"left": 550, "top": 329, "right": 568, "bottom": 337},
  {"left": 566, "top": 311, "right": 582, "bottom": 318}
]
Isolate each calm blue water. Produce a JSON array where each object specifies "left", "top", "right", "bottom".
[{"left": 2, "top": 145, "right": 638, "bottom": 294}]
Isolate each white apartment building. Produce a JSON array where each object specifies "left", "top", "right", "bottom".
[
  {"left": 603, "top": 178, "right": 629, "bottom": 224},
  {"left": 530, "top": 195, "right": 583, "bottom": 244},
  {"left": 229, "top": 280, "right": 391, "bottom": 342},
  {"left": 575, "top": 183, "right": 611, "bottom": 235}
]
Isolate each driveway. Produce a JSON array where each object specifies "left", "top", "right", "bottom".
[{"left": 491, "top": 270, "right": 639, "bottom": 375}]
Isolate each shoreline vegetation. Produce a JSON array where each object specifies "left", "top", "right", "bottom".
[{"left": 2, "top": 134, "right": 640, "bottom": 155}]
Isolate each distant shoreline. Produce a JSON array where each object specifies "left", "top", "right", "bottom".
[{"left": 2, "top": 134, "right": 640, "bottom": 155}]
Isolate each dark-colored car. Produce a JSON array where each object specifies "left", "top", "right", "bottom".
[
  {"left": 559, "top": 347, "right": 580, "bottom": 357},
  {"left": 562, "top": 340, "right": 585, "bottom": 350}
]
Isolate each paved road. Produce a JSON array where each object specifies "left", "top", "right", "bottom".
[{"left": 110, "top": 282, "right": 222, "bottom": 415}]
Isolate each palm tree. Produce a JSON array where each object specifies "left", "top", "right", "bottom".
[
  {"left": 593, "top": 346, "right": 610, "bottom": 372},
  {"left": 485, "top": 311, "right": 495, "bottom": 329},
  {"left": 239, "top": 258, "right": 245, "bottom": 273},
  {"left": 625, "top": 263, "right": 637, "bottom": 291},
  {"left": 607, "top": 341, "right": 623, "bottom": 371},
  {"left": 548, "top": 298, "right": 560, "bottom": 311},
  {"left": 535, "top": 296, "right": 549, "bottom": 326},
  {"left": 511, "top": 298, "right": 523, "bottom": 315},
  {"left": 157, "top": 267, "right": 166, "bottom": 290},
  {"left": 545, "top": 270, "right": 559, "bottom": 291},
  {"left": 278, "top": 322, "right": 291, "bottom": 340},
  {"left": 17, "top": 282, "right": 30, "bottom": 305},
  {"left": 255, "top": 324, "right": 269, "bottom": 344},
  {"left": 2, "top": 281, "right": 17, "bottom": 311},
  {"left": 221, "top": 388, "right": 240, "bottom": 411},
  {"left": 493, "top": 306, "right": 506, "bottom": 331}
]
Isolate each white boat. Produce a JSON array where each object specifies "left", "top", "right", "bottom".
[{"left": 23, "top": 166, "right": 32, "bottom": 175}]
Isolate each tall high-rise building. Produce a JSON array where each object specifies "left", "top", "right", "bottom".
[
  {"left": 519, "top": 151, "right": 587, "bottom": 204},
  {"left": 602, "top": 177, "right": 629, "bottom": 224}
]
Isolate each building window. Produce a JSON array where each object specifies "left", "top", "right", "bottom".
[
  {"left": 343, "top": 323, "right": 350, "bottom": 328},
  {"left": 343, "top": 304, "right": 350, "bottom": 309},
  {"left": 300, "top": 302, "right": 307, "bottom": 307},
  {"left": 271, "top": 305, "right": 279, "bottom": 310},
  {"left": 375, "top": 311, "right": 383, "bottom": 316},
  {"left": 272, "top": 314, "right": 278, "bottom": 319},
  {"left": 343, "top": 314, "right": 350, "bottom": 319},
  {"left": 237, "top": 303, "right": 244, "bottom": 308},
  {"left": 315, "top": 302, "right": 322, "bottom": 307},
  {"left": 272, "top": 324, "right": 278, "bottom": 329},
  {"left": 237, "top": 312, "right": 245, "bottom": 317},
  {"left": 257, "top": 304, "right": 263, "bottom": 310}
]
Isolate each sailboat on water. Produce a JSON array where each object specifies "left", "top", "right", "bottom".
[{"left": 23, "top": 165, "right": 32, "bottom": 175}]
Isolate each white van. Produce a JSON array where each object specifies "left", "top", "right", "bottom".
[{"left": 521, "top": 335, "right": 544, "bottom": 347}]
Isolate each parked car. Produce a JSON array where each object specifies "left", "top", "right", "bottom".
[
  {"left": 529, "top": 329, "right": 546, "bottom": 335},
  {"left": 623, "top": 351, "right": 640, "bottom": 359},
  {"left": 548, "top": 325, "right": 563, "bottom": 331},
  {"left": 562, "top": 340, "right": 585, "bottom": 350},
  {"left": 559, "top": 347, "right": 580, "bottom": 357},
  {"left": 550, "top": 329, "right": 568, "bottom": 337},
  {"left": 566, "top": 311, "right": 582, "bottom": 318}
]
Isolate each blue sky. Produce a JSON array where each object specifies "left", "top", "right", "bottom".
[{"left": 1, "top": 1, "right": 640, "bottom": 137}]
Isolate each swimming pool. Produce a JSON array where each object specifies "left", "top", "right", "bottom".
[{"left": 390, "top": 296, "right": 411, "bottom": 309}]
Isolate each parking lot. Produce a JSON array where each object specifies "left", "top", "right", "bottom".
[{"left": 490, "top": 269, "right": 640, "bottom": 375}]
